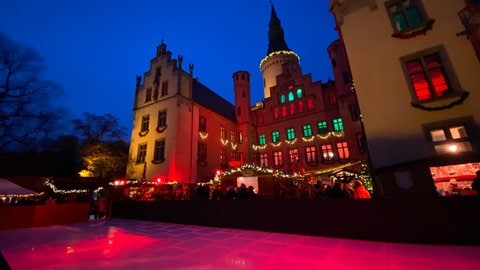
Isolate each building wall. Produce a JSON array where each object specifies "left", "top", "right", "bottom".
[{"left": 331, "top": 0, "right": 480, "bottom": 196}]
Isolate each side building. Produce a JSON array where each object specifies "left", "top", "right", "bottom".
[{"left": 330, "top": 0, "right": 480, "bottom": 197}]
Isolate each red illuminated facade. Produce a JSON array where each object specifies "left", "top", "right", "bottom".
[{"left": 127, "top": 5, "right": 369, "bottom": 184}]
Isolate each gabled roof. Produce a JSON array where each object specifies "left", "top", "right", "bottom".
[{"left": 192, "top": 80, "right": 236, "bottom": 122}]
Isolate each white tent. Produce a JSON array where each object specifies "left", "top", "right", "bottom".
[{"left": 0, "top": 178, "right": 40, "bottom": 197}]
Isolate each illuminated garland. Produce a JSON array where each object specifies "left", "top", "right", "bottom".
[
  {"left": 230, "top": 142, "right": 238, "bottom": 150},
  {"left": 44, "top": 179, "right": 89, "bottom": 194},
  {"left": 109, "top": 179, "right": 179, "bottom": 186},
  {"left": 252, "top": 131, "right": 345, "bottom": 150},
  {"left": 270, "top": 142, "right": 282, "bottom": 147},
  {"left": 260, "top": 50, "right": 300, "bottom": 69},
  {"left": 285, "top": 138, "right": 297, "bottom": 145},
  {"left": 220, "top": 138, "right": 229, "bottom": 145},
  {"left": 252, "top": 144, "right": 267, "bottom": 151},
  {"left": 302, "top": 136, "right": 316, "bottom": 142},
  {"left": 199, "top": 131, "right": 208, "bottom": 140}
]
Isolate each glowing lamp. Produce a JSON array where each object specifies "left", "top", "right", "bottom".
[
  {"left": 157, "top": 178, "right": 162, "bottom": 183},
  {"left": 448, "top": 144, "right": 458, "bottom": 153}
]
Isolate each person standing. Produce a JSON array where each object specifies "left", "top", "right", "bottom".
[{"left": 353, "top": 179, "right": 371, "bottom": 199}]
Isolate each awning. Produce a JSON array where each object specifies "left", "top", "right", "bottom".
[{"left": 0, "top": 178, "right": 41, "bottom": 197}]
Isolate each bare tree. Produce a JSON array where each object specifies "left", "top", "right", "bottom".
[
  {"left": 0, "top": 33, "right": 63, "bottom": 152},
  {"left": 73, "top": 112, "right": 126, "bottom": 144}
]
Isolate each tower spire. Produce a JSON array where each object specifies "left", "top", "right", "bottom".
[{"left": 267, "top": 4, "right": 290, "bottom": 55}]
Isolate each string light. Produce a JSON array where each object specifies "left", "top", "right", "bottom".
[
  {"left": 199, "top": 131, "right": 208, "bottom": 140},
  {"left": 220, "top": 138, "right": 229, "bottom": 145},
  {"left": 44, "top": 179, "right": 89, "bottom": 194}
]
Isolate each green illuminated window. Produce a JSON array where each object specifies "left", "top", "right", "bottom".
[
  {"left": 288, "top": 92, "right": 295, "bottom": 102},
  {"left": 302, "top": 124, "right": 313, "bottom": 137},
  {"left": 259, "top": 134, "right": 266, "bottom": 145},
  {"left": 286, "top": 128, "right": 296, "bottom": 140},
  {"left": 317, "top": 121, "right": 328, "bottom": 133},
  {"left": 272, "top": 131, "right": 280, "bottom": 143},
  {"left": 280, "top": 95, "right": 286, "bottom": 104},
  {"left": 386, "top": 0, "right": 427, "bottom": 32},
  {"left": 333, "top": 118, "right": 344, "bottom": 131},
  {"left": 296, "top": 88, "right": 303, "bottom": 98}
]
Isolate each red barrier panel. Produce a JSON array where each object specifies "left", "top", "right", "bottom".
[{"left": 0, "top": 203, "right": 90, "bottom": 230}]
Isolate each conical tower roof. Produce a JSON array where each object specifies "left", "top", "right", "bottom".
[{"left": 267, "top": 5, "right": 290, "bottom": 55}]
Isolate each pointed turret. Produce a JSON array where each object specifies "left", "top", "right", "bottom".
[
  {"left": 260, "top": 4, "right": 300, "bottom": 99},
  {"left": 267, "top": 5, "right": 290, "bottom": 54}
]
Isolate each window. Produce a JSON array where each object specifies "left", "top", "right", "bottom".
[
  {"left": 290, "top": 103, "right": 296, "bottom": 115},
  {"left": 333, "top": 118, "right": 344, "bottom": 131},
  {"left": 428, "top": 125, "right": 472, "bottom": 155},
  {"left": 307, "top": 98, "right": 314, "bottom": 111},
  {"left": 141, "top": 115, "right": 150, "bottom": 132},
  {"left": 280, "top": 95, "right": 286, "bottom": 104},
  {"left": 273, "top": 151, "right": 283, "bottom": 166},
  {"left": 153, "top": 84, "right": 159, "bottom": 100},
  {"left": 161, "top": 80, "right": 168, "bottom": 96},
  {"left": 153, "top": 139, "right": 166, "bottom": 162},
  {"left": 302, "top": 124, "right": 313, "bottom": 137},
  {"left": 145, "top": 88, "right": 152, "bottom": 102},
  {"left": 238, "top": 131, "right": 243, "bottom": 144},
  {"left": 289, "top": 149, "right": 299, "bottom": 163},
  {"left": 321, "top": 144, "right": 334, "bottom": 161},
  {"left": 317, "top": 121, "right": 328, "bottom": 134},
  {"left": 337, "top": 141, "right": 350, "bottom": 160},
  {"left": 230, "top": 131, "right": 236, "bottom": 143},
  {"left": 349, "top": 104, "right": 361, "bottom": 121},
  {"left": 258, "top": 113, "right": 265, "bottom": 125},
  {"left": 260, "top": 153, "right": 268, "bottom": 167},
  {"left": 272, "top": 131, "right": 280, "bottom": 143},
  {"left": 343, "top": 72, "right": 352, "bottom": 84},
  {"left": 274, "top": 108, "right": 280, "bottom": 119},
  {"left": 356, "top": 133, "right": 367, "bottom": 154},
  {"left": 402, "top": 48, "right": 455, "bottom": 102},
  {"left": 259, "top": 134, "right": 266, "bottom": 145},
  {"left": 305, "top": 146, "right": 317, "bottom": 163},
  {"left": 158, "top": 110, "right": 167, "bottom": 128},
  {"left": 136, "top": 144, "right": 147, "bottom": 164},
  {"left": 230, "top": 152, "right": 237, "bottom": 161},
  {"left": 298, "top": 101, "right": 304, "bottom": 113},
  {"left": 220, "top": 126, "right": 226, "bottom": 139},
  {"left": 296, "top": 88, "right": 303, "bottom": 98},
  {"left": 199, "top": 117, "right": 207, "bottom": 132},
  {"left": 197, "top": 142, "right": 207, "bottom": 164},
  {"left": 288, "top": 92, "right": 294, "bottom": 101},
  {"left": 386, "top": 0, "right": 427, "bottom": 32},
  {"left": 220, "top": 149, "right": 226, "bottom": 165},
  {"left": 239, "top": 152, "right": 245, "bottom": 163},
  {"left": 286, "top": 128, "right": 296, "bottom": 140},
  {"left": 282, "top": 105, "right": 287, "bottom": 117},
  {"left": 328, "top": 92, "right": 337, "bottom": 106},
  {"left": 237, "top": 106, "right": 242, "bottom": 116}
]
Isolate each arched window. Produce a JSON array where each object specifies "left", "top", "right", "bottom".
[
  {"left": 274, "top": 107, "right": 280, "bottom": 119},
  {"left": 280, "top": 94, "right": 286, "bottom": 104},
  {"left": 298, "top": 101, "right": 304, "bottom": 113},
  {"left": 307, "top": 98, "right": 314, "bottom": 111},
  {"left": 290, "top": 103, "right": 296, "bottom": 115},
  {"left": 288, "top": 92, "right": 295, "bottom": 102},
  {"left": 282, "top": 105, "right": 288, "bottom": 117},
  {"left": 296, "top": 88, "right": 303, "bottom": 98}
]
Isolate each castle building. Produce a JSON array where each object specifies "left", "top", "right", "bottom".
[
  {"left": 330, "top": 0, "right": 480, "bottom": 197},
  {"left": 126, "top": 5, "right": 369, "bottom": 192}
]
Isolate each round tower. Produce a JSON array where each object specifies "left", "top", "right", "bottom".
[
  {"left": 260, "top": 5, "right": 300, "bottom": 99},
  {"left": 233, "top": 70, "right": 251, "bottom": 124}
]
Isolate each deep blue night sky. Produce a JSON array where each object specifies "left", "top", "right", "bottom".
[{"left": 1, "top": 0, "right": 338, "bottom": 132}]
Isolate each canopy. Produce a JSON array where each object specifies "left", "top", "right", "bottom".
[{"left": 0, "top": 178, "right": 40, "bottom": 196}]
